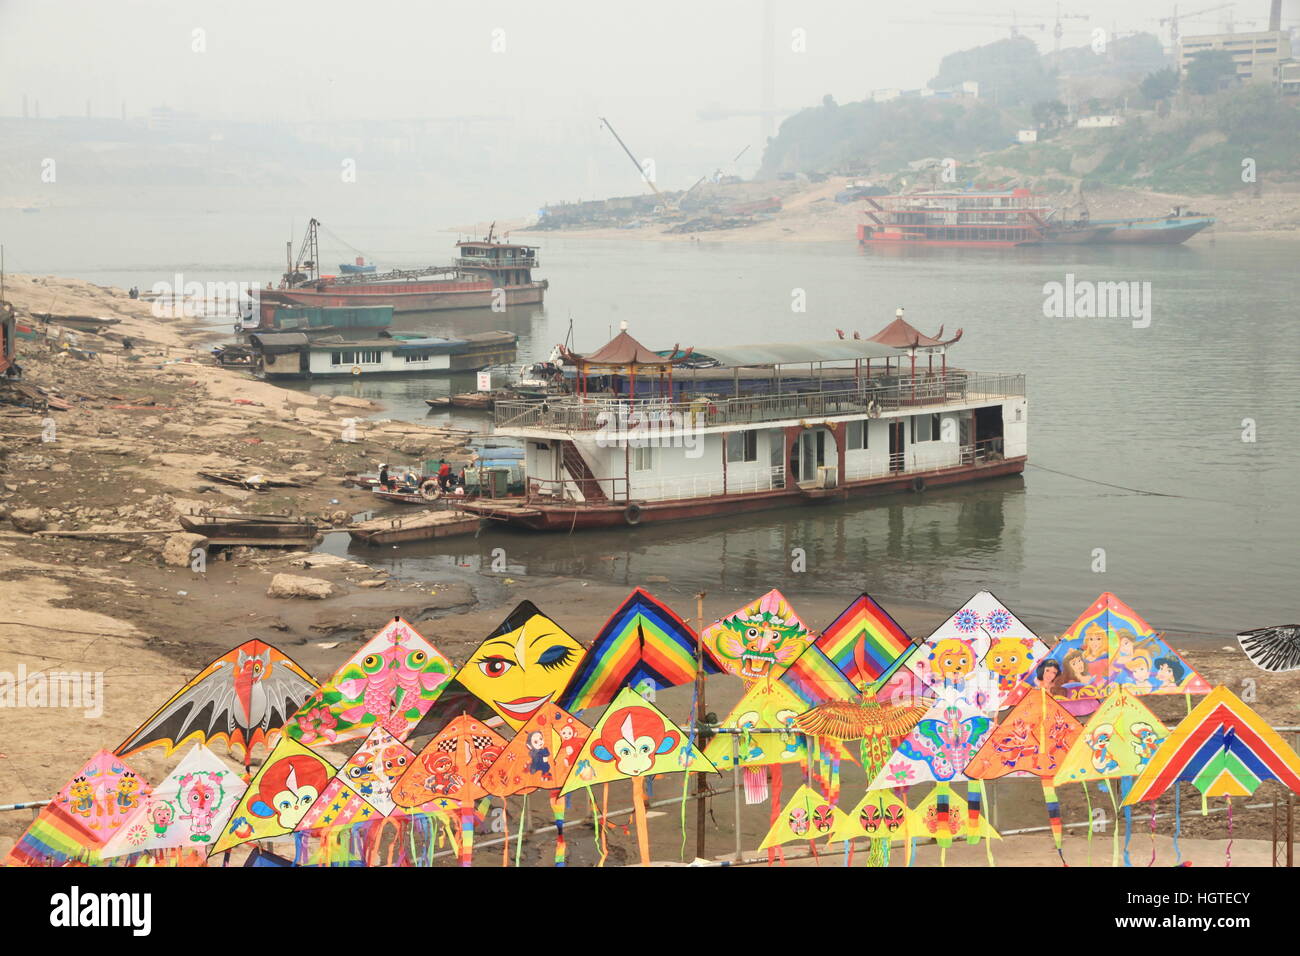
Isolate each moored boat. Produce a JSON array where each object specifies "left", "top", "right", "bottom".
[
  {"left": 457, "top": 318, "right": 1027, "bottom": 532},
  {"left": 250, "top": 330, "right": 517, "bottom": 379},
  {"left": 1087, "top": 208, "right": 1214, "bottom": 244},
  {"left": 178, "top": 512, "right": 320, "bottom": 547},
  {"left": 348, "top": 509, "right": 480, "bottom": 545},
  {"left": 250, "top": 219, "right": 546, "bottom": 327}
]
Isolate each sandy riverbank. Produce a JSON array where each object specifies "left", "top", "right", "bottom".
[{"left": 516, "top": 177, "right": 1300, "bottom": 244}]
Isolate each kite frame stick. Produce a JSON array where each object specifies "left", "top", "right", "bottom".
[
  {"left": 694, "top": 590, "right": 708, "bottom": 861},
  {"left": 631, "top": 776, "right": 652, "bottom": 866},
  {"left": 732, "top": 733, "right": 743, "bottom": 862}
]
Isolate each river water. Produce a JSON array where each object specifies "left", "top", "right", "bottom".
[{"left": 7, "top": 207, "right": 1296, "bottom": 639}]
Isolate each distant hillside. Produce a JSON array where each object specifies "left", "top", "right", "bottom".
[{"left": 983, "top": 85, "right": 1300, "bottom": 194}]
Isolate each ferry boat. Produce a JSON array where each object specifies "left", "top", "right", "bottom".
[
  {"left": 250, "top": 330, "right": 517, "bottom": 379},
  {"left": 858, "top": 189, "right": 1212, "bottom": 247},
  {"left": 454, "top": 318, "right": 1027, "bottom": 531},
  {"left": 250, "top": 220, "right": 546, "bottom": 328},
  {"left": 858, "top": 188, "right": 1066, "bottom": 247}
]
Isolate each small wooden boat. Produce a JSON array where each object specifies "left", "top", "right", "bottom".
[
  {"left": 34, "top": 313, "right": 123, "bottom": 332},
  {"left": 179, "top": 512, "right": 320, "bottom": 547},
  {"left": 198, "top": 471, "right": 305, "bottom": 490},
  {"left": 425, "top": 392, "right": 495, "bottom": 411},
  {"left": 348, "top": 509, "right": 480, "bottom": 545},
  {"left": 371, "top": 485, "right": 440, "bottom": 505}
]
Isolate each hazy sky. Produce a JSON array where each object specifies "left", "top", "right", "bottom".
[{"left": 7, "top": 0, "right": 1285, "bottom": 126}]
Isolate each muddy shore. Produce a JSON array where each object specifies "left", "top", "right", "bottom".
[{"left": 1, "top": 275, "right": 1295, "bottom": 864}]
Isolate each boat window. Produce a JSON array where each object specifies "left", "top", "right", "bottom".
[
  {"left": 633, "top": 446, "right": 656, "bottom": 472},
  {"left": 910, "top": 413, "right": 941, "bottom": 443},
  {"left": 403, "top": 351, "right": 432, "bottom": 363},
  {"left": 846, "top": 420, "right": 868, "bottom": 450},
  {"left": 726, "top": 430, "right": 758, "bottom": 463}
]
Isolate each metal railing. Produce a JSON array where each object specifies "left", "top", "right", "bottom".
[
  {"left": 494, "top": 372, "right": 1024, "bottom": 434},
  {"left": 456, "top": 257, "right": 538, "bottom": 270},
  {"left": 526, "top": 475, "right": 628, "bottom": 503}
]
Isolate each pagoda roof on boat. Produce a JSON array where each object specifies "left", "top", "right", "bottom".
[
  {"left": 686, "top": 339, "right": 897, "bottom": 368},
  {"left": 865, "top": 317, "right": 963, "bottom": 350},
  {"left": 562, "top": 330, "right": 692, "bottom": 368}
]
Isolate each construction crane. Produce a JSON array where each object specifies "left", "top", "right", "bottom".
[
  {"left": 895, "top": 16, "right": 1047, "bottom": 34},
  {"left": 931, "top": 9, "right": 1050, "bottom": 36},
  {"left": 598, "top": 116, "right": 666, "bottom": 204},
  {"left": 1155, "top": 3, "right": 1234, "bottom": 49},
  {"left": 1051, "top": 3, "right": 1090, "bottom": 55}
]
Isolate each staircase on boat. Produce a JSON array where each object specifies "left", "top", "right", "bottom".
[{"left": 557, "top": 440, "right": 608, "bottom": 502}]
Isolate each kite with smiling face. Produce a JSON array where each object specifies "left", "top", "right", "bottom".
[{"left": 456, "top": 601, "right": 587, "bottom": 731}]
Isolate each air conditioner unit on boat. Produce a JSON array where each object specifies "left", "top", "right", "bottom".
[{"left": 816, "top": 465, "right": 838, "bottom": 489}]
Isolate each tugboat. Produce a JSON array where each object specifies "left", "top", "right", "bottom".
[{"left": 249, "top": 220, "right": 546, "bottom": 328}]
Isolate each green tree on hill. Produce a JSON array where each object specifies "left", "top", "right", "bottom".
[
  {"left": 1140, "top": 68, "right": 1179, "bottom": 104},
  {"left": 1185, "top": 50, "right": 1238, "bottom": 95}
]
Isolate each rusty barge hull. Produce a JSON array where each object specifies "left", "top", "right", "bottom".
[
  {"left": 458, "top": 456, "right": 1026, "bottom": 531},
  {"left": 258, "top": 281, "right": 546, "bottom": 324}
]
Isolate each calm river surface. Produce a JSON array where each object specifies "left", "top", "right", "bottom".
[{"left": 9, "top": 207, "right": 1296, "bottom": 638}]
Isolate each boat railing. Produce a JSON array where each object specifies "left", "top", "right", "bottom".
[
  {"left": 521, "top": 466, "right": 787, "bottom": 505},
  {"left": 525, "top": 475, "right": 630, "bottom": 504},
  {"left": 455, "top": 257, "right": 538, "bottom": 270},
  {"left": 494, "top": 372, "right": 1025, "bottom": 433}
]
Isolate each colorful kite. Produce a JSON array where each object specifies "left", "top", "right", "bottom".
[
  {"left": 287, "top": 617, "right": 452, "bottom": 747},
  {"left": 701, "top": 589, "right": 813, "bottom": 681},
  {"left": 1123, "top": 685, "right": 1300, "bottom": 803},
  {"left": 778, "top": 644, "right": 860, "bottom": 706},
  {"left": 392, "top": 714, "right": 508, "bottom": 865},
  {"left": 910, "top": 785, "right": 1001, "bottom": 854},
  {"left": 560, "top": 588, "right": 717, "bottom": 712},
  {"left": 901, "top": 591, "right": 1050, "bottom": 708},
  {"left": 827, "top": 789, "right": 916, "bottom": 847},
  {"left": 483, "top": 705, "right": 591, "bottom": 797},
  {"left": 965, "top": 688, "right": 1084, "bottom": 852},
  {"left": 815, "top": 592, "right": 912, "bottom": 688},
  {"left": 452, "top": 601, "right": 586, "bottom": 731},
  {"left": 296, "top": 727, "right": 414, "bottom": 831},
  {"left": 868, "top": 697, "right": 992, "bottom": 790},
  {"left": 757, "top": 784, "right": 850, "bottom": 852},
  {"left": 101, "top": 745, "right": 244, "bottom": 858},
  {"left": 210, "top": 737, "right": 337, "bottom": 854},
  {"left": 481, "top": 703, "right": 591, "bottom": 866},
  {"left": 1054, "top": 688, "right": 1169, "bottom": 786},
  {"left": 703, "top": 678, "right": 807, "bottom": 772},
  {"left": 117, "top": 639, "right": 318, "bottom": 761},
  {"left": 1032, "top": 593, "right": 1211, "bottom": 703},
  {"left": 5, "top": 750, "right": 152, "bottom": 866},
  {"left": 1236, "top": 624, "right": 1300, "bottom": 673},
  {"left": 560, "top": 686, "right": 717, "bottom": 865}
]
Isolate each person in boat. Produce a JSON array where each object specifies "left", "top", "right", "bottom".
[
  {"left": 436, "top": 459, "right": 452, "bottom": 492},
  {"left": 378, "top": 462, "right": 393, "bottom": 491}
]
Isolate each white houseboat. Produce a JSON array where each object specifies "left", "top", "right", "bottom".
[
  {"left": 455, "top": 317, "right": 1026, "bottom": 530},
  {"left": 250, "top": 330, "right": 517, "bottom": 379}
]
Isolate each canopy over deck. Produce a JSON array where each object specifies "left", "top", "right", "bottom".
[
  {"left": 867, "top": 316, "right": 963, "bottom": 350},
  {"left": 560, "top": 326, "right": 692, "bottom": 397},
  {"left": 685, "top": 339, "right": 896, "bottom": 368}
]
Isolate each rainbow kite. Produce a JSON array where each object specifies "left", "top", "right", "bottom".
[
  {"left": 815, "top": 592, "right": 912, "bottom": 687},
  {"left": 560, "top": 588, "right": 717, "bottom": 712}
]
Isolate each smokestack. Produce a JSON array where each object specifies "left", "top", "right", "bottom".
[{"left": 1269, "top": 0, "right": 1281, "bottom": 32}]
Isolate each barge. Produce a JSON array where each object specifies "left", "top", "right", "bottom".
[
  {"left": 455, "top": 318, "right": 1027, "bottom": 531},
  {"left": 251, "top": 219, "right": 546, "bottom": 327}
]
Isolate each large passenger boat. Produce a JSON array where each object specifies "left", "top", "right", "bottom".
[
  {"left": 455, "top": 316, "right": 1027, "bottom": 531},
  {"left": 249, "top": 220, "right": 546, "bottom": 328}
]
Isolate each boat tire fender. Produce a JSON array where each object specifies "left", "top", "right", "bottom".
[
  {"left": 420, "top": 480, "right": 442, "bottom": 500},
  {"left": 911, "top": 476, "right": 926, "bottom": 493},
  {"left": 352, "top": 366, "right": 362, "bottom": 376},
  {"left": 624, "top": 503, "right": 643, "bottom": 526}
]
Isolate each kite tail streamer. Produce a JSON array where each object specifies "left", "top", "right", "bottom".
[
  {"left": 967, "top": 780, "right": 983, "bottom": 846},
  {"left": 1042, "top": 781, "right": 1063, "bottom": 852},
  {"left": 1120, "top": 776, "right": 1133, "bottom": 868},
  {"left": 586, "top": 786, "right": 604, "bottom": 866},
  {"left": 935, "top": 784, "right": 952, "bottom": 849},
  {"left": 1173, "top": 786, "right": 1182, "bottom": 865},
  {"left": 549, "top": 790, "right": 567, "bottom": 866},
  {"left": 769, "top": 765, "right": 785, "bottom": 867},
  {"left": 743, "top": 767, "right": 768, "bottom": 804},
  {"left": 1148, "top": 802, "right": 1157, "bottom": 868},
  {"left": 293, "top": 831, "right": 309, "bottom": 866},
  {"left": 459, "top": 803, "right": 475, "bottom": 867},
  {"left": 501, "top": 801, "right": 510, "bottom": 869},
  {"left": 1083, "top": 781, "right": 1094, "bottom": 867},
  {"left": 516, "top": 793, "right": 528, "bottom": 867},
  {"left": 1226, "top": 796, "right": 1233, "bottom": 868},
  {"left": 1107, "top": 784, "right": 1120, "bottom": 868}
]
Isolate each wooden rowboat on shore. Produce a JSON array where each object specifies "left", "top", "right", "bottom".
[
  {"left": 348, "top": 508, "right": 480, "bottom": 545},
  {"left": 178, "top": 512, "right": 320, "bottom": 547}
]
